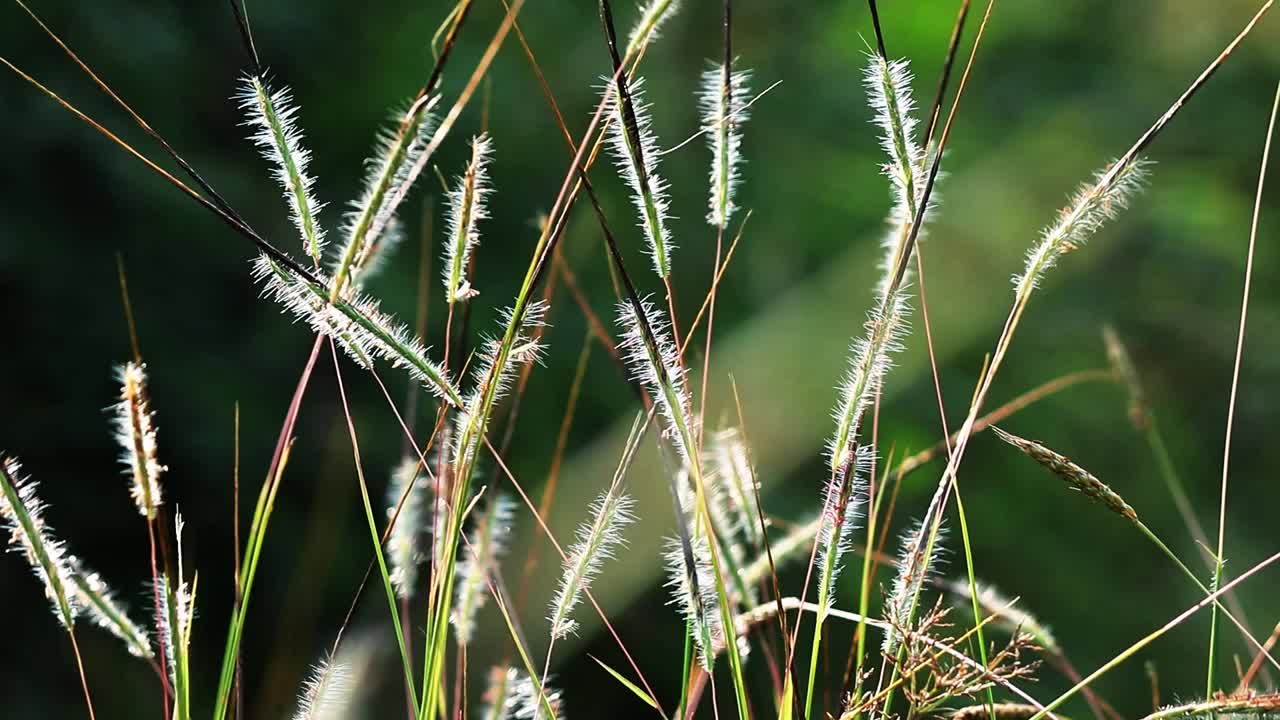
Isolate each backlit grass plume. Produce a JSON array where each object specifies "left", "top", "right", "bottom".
[
  {"left": 113, "top": 361, "right": 164, "bottom": 519},
  {"left": 253, "top": 254, "right": 462, "bottom": 406},
  {"left": 814, "top": 445, "right": 871, "bottom": 611},
  {"left": 663, "top": 533, "right": 722, "bottom": 670},
  {"left": 333, "top": 95, "right": 441, "bottom": 294},
  {"left": 443, "top": 133, "right": 494, "bottom": 304},
  {"left": 865, "top": 54, "right": 923, "bottom": 226},
  {"left": 453, "top": 492, "right": 515, "bottom": 645},
  {"left": 0, "top": 456, "right": 79, "bottom": 628},
  {"left": 160, "top": 514, "right": 195, "bottom": 720},
  {"left": 992, "top": 427, "right": 1138, "bottom": 522},
  {"left": 626, "top": 0, "right": 681, "bottom": 54},
  {"left": 827, "top": 291, "right": 909, "bottom": 471},
  {"left": 512, "top": 671, "right": 563, "bottom": 720},
  {"left": 711, "top": 427, "right": 764, "bottom": 548},
  {"left": 481, "top": 666, "right": 520, "bottom": 720},
  {"left": 604, "top": 77, "right": 674, "bottom": 278},
  {"left": 548, "top": 484, "right": 636, "bottom": 639},
  {"left": 699, "top": 62, "right": 751, "bottom": 228},
  {"left": 291, "top": 655, "right": 351, "bottom": 720},
  {"left": 237, "top": 75, "right": 325, "bottom": 263},
  {"left": 68, "top": 555, "right": 154, "bottom": 659},
  {"left": 617, "top": 298, "right": 695, "bottom": 463},
  {"left": 884, "top": 519, "right": 948, "bottom": 654},
  {"left": 386, "top": 456, "right": 428, "bottom": 599},
  {"left": 1013, "top": 158, "right": 1150, "bottom": 297}
]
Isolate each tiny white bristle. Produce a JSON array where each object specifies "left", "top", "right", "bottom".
[
  {"left": 883, "top": 520, "right": 948, "bottom": 654},
  {"left": 443, "top": 134, "right": 495, "bottom": 305},
  {"left": 814, "top": 445, "right": 871, "bottom": 609},
  {"left": 112, "top": 361, "right": 165, "bottom": 519},
  {"left": 292, "top": 656, "right": 352, "bottom": 720},
  {"left": 602, "top": 77, "right": 675, "bottom": 278},
  {"left": 698, "top": 63, "right": 752, "bottom": 228},
  {"left": 453, "top": 493, "right": 516, "bottom": 645},
  {"left": 616, "top": 299, "right": 696, "bottom": 463},
  {"left": 237, "top": 75, "right": 326, "bottom": 262},
  {"left": 548, "top": 486, "right": 635, "bottom": 639},
  {"left": 1014, "top": 158, "right": 1150, "bottom": 297},
  {"left": 0, "top": 456, "right": 80, "bottom": 628}
]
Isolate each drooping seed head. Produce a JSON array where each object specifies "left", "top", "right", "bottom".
[
  {"left": 711, "top": 427, "right": 764, "bottom": 548},
  {"left": 1102, "top": 324, "right": 1150, "bottom": 430},
  {"left": 993, "top": 426, "right": 1138, "bottom": 522}
]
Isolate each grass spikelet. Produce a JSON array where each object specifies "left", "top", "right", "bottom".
[
  {"left": 333, "top": 96, "right": 441, "bottom": 294},
  {"left": 0, "top": 456, "right": 79, "bottom": 628},
  {"left": 443, "top": 133, "right": 494, "bottom": 304},
  {"left": 237, "top": 75, "right": 325, "bottom": 263},
  {"left": 828, "top": 290, "right": 910, "bottom": 471},
  {"left": 1102, "top": 324, "right": 1150, "bottom": 430},
  {"left": 113, "top": 361, "right": 164, "bottom": 519},
  {"left": 453, "top": 492, "right": 516, "bottom": 644},
  {"left": 617, "top": 298, "right": 695, "bottom": 463},
  {"left": 815, "top": 445, "right": 871, "bottom": 610},
  {"left": 1013, "top": 158, "right": 1150, "bottom": 297},
  {"left": 252, "top": 254, "right": 462, "bottom": 406},
  {"left": 626, "top": 0, "right": 682, "bottom": 55},
  {"left": 548, "top": 485, "right": 636, "bottom": 639},
  {"left": 884, "top": 519, "right": 948, "bottom": 654},
  {"left": 950, "top": 703, "right": 1042, "bottom": 720},
  {"left": 711, "top": 427, "right": 764, "bottom": 548},
  {"left": 865, "top": 54, "right": 924, "bottom": 224},
  {"left": 992, "top": 426, "right": 1138, "bottom": 522},
  {"left": 159, "top": 513, "right": 195, "bottom": 720},
  {"left": 291, "top": 655, "right": 351, "bottom": 720},
  {"left": 663, "top": 534, "right": 722, "bottom": 670},
  {"left": 699, "top": 62, "right": 751, "bottom": 228},
  {"left": 946, "top": 578, "right": 1058, "bottom": 653},
  {"left": 386, "top": 456, "right": 427, "bottom": 599},
  {"left": 604, "top": 76, "right": 675, "bottom": 278},
  {"left": 1145, "top": 692, "right": 1280, "bottom": 720},
  {"left": 67, "top": 556, "right": 154, "bottom": 659}
]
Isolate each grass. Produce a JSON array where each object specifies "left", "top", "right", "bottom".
[{"left": 2, "top": 1, "right": 1279, "bottom": 719}]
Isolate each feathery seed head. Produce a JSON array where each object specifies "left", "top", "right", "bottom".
[
  {"left": 626, "top": 0, "right": 682, "bottom": 55},
  {"left": 253, "top": 254, "right": 462, "bottom": 406},
  {"left": 617, "top": 298, "right": 696, "bottom": 463},
  {"left": 949, "top": 703, "right": 1043, "bottom": 720},
  {"left": 443, "top": 133, "right": 494, "bottom": 304},
  {"left": 386, "top": 456, "right": 428, "bottom": 599},
  {"left": 237, "top": 75, "right": 325, "bottom": 262},
  {"left": 815, "top": 445, "right": 871, "bottom": 609},
  {"left": 828, "top": 290, "right": 911, "bottom": 471},
  {"left": 113, "top": 361, "right": 165, "bottom": 519},
  {"left": 1102, "top": 324, "right": 1150, "bottom": 430},
  {"left": 0, "top": 456, "right": 79, "bottom": 628},
  {"left": 549, "top": 486, "right": 635, "bottom": 639},
  {"left": 864, "top": 55, "right": 924, "bottom": 221},
  {"left": 292, "top": 656, "right": 351, "bottom": 720},
  {"left": 603, "top": 76, "right": 675, "bottom": 278},
  {"left": 481, "top": 667, "right": 521, "bottom": 720},
  {"left": 884, "top": 519, "right": 948, "bottom": 654},
  {"left": 1014, "top": 158, "right": 1150, "bottom": 297},
  {"left": 512, "top": 672, "right": 563, "bottom": 720},
  {"left": 711, "top": 427, "right": 764, "bottom": 547},
  {"left": 453, "top": 493, "right": 516, "bottom": 644},
  {"left": 663, "top": 534, "right": 722, "bottom": 670},
  {"left": 68, "top": 555, "right": 154, "bottom": 659},
  {"left": 698, "top": 63, "right": 752, "bottom": 228},
  {"left": 993, "top": 426, "right": 1138, "bottom": 522}
]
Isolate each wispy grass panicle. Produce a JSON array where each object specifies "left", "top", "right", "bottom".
[
  {"left": 663, "top": 534, "right": 722, "bottom": 670},
  {"left": 548, "top": 485, "right": 636, "bottom": 639},
  {"left": 386, "top": 456, "right": 427, "bottom": 599},
  {"left": 291, "top": 655, "right": 351, "bottom": 720},
  {"left": 617, "top": 298, "right": 695, "bottom": 463},
  {"left": 1102, "top": 324, "right": 1150, "bottom": 430},
  {"left": 828, "top": 290, "right": 910, "bottom": 471},
  {"left": 237, "top": 75, "right": 325, "bottom": 262},
  {"left": 992, "top": 426, "right": 1138, "bottom": 522},
  {"left": 113, "top": 361, "right": 164, "bottom": 519},
  {"left": 699, "top": 62, "right": 751, "bottom": 228},
  {"left": 815, "top": 444, "right": 871, "bottom": 610},
  {"left": 0, "top": 456, "right": 79, "bottom": 628},
  {"left": 68, "top": 556, "right": 154, "bottom": 659},
  {"left": 603, "top": 77, "right": 675, "bottom": 278},
  {"left": 626, "top": 0, "right": 682, "bottom": 54},
  {"left": 1013, "top": 158, "right": 1150, "bottom": 297},
  {"left": 252, "top": 255, "right": 462, "bottom": 406},
  {"left": 711, "top": 427, "right": 763, "bottom": 548},
  {"left": 453, "top": 493, "right": 516, "bottom": 645},
  {"left": 884, "top": 519, "right": 948, "bottom": 654},
  {"left": 865, "top": 54, "right": 924, "bottom": 223},
  {"left": 159, "top": 514, "right": 195, "bottom": 719},
  {"left": 333, "top": 96, "right": 442, "bottom": 293},
  {"left": 443, "top": 133, "right": 494, "bottom": 304}
]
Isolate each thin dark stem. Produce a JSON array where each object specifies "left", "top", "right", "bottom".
[{"left": 866, "top": 0, "right": 888, "bottom": 59}]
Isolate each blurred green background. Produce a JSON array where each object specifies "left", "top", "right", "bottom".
[{"left": 2, "top": 1, "right": 1279, "bottom": 717}]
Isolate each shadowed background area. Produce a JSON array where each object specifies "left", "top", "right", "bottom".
[{"left": 2, "top": 1, "right": 1279, "bottom": 718}]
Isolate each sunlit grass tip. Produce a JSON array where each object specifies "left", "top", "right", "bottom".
[
  {"left": 291, "top": 655, "right": 351, "bottom": 720},
  {"left": 699, "top": 62, "right": 752, "bottom": 229},
  {"left": 113, "top": 361, "right": 165, "bottom": 520},
  {"left": 443, "top": 133, "right": 494, "bottom": 304},
  {"left": 0, "top": 455, "right": 80, "bottom": 628},
  {"left": 237, "top": 74, "right": 325, "bottom": 262},
  {"left": 68, "top": 555, "right": 154, "bottom": 659},
  {"left": 663, "top": 534, "right": 722, "bottom": 670},
  {"left": 617, "top": 298, "right": 695, "bottom": 463},
  {"left": 884, "top": 519, "right": 948, "bottom": 654},
  {"left": 864, "top": 54, "right": 924, "bottom": 223},
  {"left": 603, "top": 76, "right": 675, "bottom": 278},
  {"left": 548, "top": 484, "right": 636, "bottom": 639},
  {"left": 626, "top": 0, "right": 683, "bottom": 56},
  {"left": 711, "top": 426, "right": 764, "bottom": 548}
]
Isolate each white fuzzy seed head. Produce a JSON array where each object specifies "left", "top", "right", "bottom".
[
  {"left": 113, "top": 361, "right": 165, "bottom": 519},
  {"left": 698, "top": 63, "right": 752, "bottom": 228},
  {"left": 548, "top": 486, "right": 635, "bottom": 639},
  {"left": 603, "top": 77, "right": 675, "bottom": 278},
  {"left": 386, "top": 456, "right": 427, "bottom": 599},
  {"left": 292, "top": 656, "right": 352, "bottom": 720},
  {"left": 512, "top": 672, "right": 563, "bottom": 720},
  {"left": 815, "top": 445, "right": 871, "bottom": 610},
  {"left": 864, "top": 55, "right": 924, "bottom": 220},
  {"left": 626, "top": 0, "right": 682, "bottom": 55},
  {"left": 663, "top": 534, "right": 722, "bottom": 670},
  {"left": 237, "top": 75, "right": 326, "bottom": 262},
  {"left": 711, "top": 427, "right": 764, "bottom": 547},
  {"left": 443, "top": 133, "right": 495, "bottom": 304},
  {"left": 883, "top": 520, "right": 948, "bottom": 654},
  {"left": 0, "top": 456, "right": 80, "bottom": 628},
  {"left": 68, "top": 555, "right": 154, "bottom": 659},
  {"left": 617, "top": 298, "right": 696, "bottom": 463}
]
